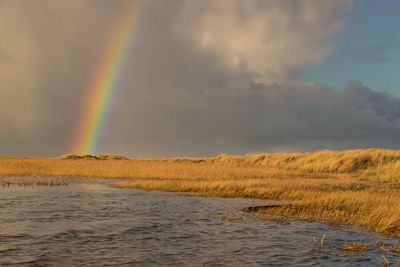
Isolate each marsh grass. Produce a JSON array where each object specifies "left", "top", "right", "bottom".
[
  {"left": 0, "top": 176, "right": 69, "bottom": 187},
  {"left": 378, "top": 243, "right": 400, "bottom": 254},
  {"left": 1, "top": 149, "right": 400, "bottom": 236},
  {"left": 338, "top": 243, "right": 370, "bottom": 252},
  {"left": 319, "top": 240, "right": 399, "bottom": 264}
]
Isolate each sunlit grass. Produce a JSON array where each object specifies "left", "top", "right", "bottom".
[
  {"left": 1, "top": 149, "right": 400, "bottom": 236},
  {"left": 0, "top": 176, "right": 69, "bottom": 186},
  {"left": 338, "top": 243, "right": 370, "bottom": 252}
]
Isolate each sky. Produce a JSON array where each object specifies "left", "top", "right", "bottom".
[
  {"left": 1, "top": 0, "right": 400, "bottom": 157},
  {"left": 300, "top": 0, "right": 400, "bottom": 94}
]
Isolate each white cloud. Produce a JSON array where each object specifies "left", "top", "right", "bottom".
[{"left": 177, "top": 0, "right": 353, "bottom": 81}]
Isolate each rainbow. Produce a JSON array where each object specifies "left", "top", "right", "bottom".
[{"left": 71, "top": 0, "right": 145, "bottom": 154}]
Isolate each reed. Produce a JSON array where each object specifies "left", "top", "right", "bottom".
[
  {"left": 0, "top": 176, "right": 69, "bottom": 186},
  {"left": 337, "top": 243, "right": 370, "bottom": 252},
  {"left": 1, "top": 149, "right": 400, "bottom": 237}
]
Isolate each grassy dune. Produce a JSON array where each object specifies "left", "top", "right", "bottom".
[{"left": 1, "top": 149, "right": 400, "bottom": 237}]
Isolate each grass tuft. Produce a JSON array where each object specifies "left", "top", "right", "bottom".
[{"left": 338, "top": 243, "right": 369, "bottom": 252}]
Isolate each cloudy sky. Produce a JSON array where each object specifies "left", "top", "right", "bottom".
[{"left": 1, "top": 0, "right": 400, "bottom": 157}]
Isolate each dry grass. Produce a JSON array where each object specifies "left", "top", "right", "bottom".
[
  {"left": 337, "top": 243, "right": 370, "bottom": 252},
  {"left": 1, "top": 149, "right": 400, "bottom": 237},
  {"left": 0, "top": 176, "right": 69, "bottom": 186},
  {"left": 378, "top": 243, "right": 400, "bottom": 254},
  {"left": 60, "top": 154, "right": 129, "bottom": 160},
  {"left": 115, "top": 178, "right": 400, "bottom": 237}
]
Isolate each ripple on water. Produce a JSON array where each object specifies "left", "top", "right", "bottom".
[{"left": 0, "top": 179, "right": 399, "bottom": 266}]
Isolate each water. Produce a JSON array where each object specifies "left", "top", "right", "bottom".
[{"left": 0, "top": 179, "right": 399, "bottom": 266}]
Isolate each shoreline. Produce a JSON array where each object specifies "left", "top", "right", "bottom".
[{"left": 1, "top": 149, "right": 400, "bottom": 237}]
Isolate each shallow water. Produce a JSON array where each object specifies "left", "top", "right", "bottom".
[{"left": 0, "top": 179, "right": 399, "bottom": 266}]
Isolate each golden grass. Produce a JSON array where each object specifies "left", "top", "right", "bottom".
[
  {"left": 378, "top": 243, "right": 400, "bottom": 254},
  {"left": 1, "top": 149, "right": 400, "bottom": 237},
  {"left": 338, "top": 243, "right": 370, "bottom": 252},
  {"left": 0, "top": 176, "right": 69, "bottom": 186}
]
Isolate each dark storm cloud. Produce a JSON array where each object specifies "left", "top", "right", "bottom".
[
  {"left": 1, "top": 0, "right": 399, "bottom": 157},
  {"left": 0, "top": 0, "right": 125, "bottom": 155},
  {"left": 0, "top": 49, "right": 10, "bottom": 62},
  {"left": 109, "top": 77, "right": 400, "bottom": 156}
]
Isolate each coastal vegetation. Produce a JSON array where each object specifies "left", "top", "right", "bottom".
[
  {"left": 1, "top": 149, "right": 400, "bottom": 237},
  {"left": 0, "top": 176, "right": 69, "bottom": 186}
]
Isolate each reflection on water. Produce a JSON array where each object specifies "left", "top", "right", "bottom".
[{"left": 0, "top": 179, "right": 399, "bottom": 266}]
